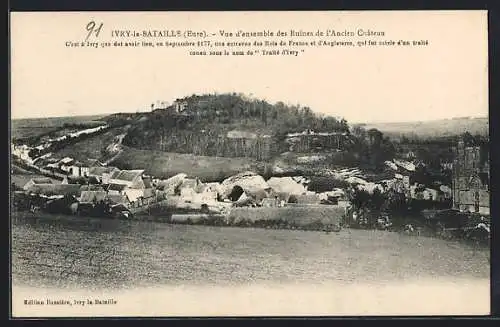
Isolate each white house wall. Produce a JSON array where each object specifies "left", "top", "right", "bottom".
[{"left": 124, "top": 189, "right": 144, "bottom": 202}]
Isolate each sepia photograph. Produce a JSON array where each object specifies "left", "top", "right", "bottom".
[{"left": 9, "top": 10, "right": 490, "bottom": 317}]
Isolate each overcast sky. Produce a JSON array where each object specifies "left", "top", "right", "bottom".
[{"left": 10, "top": 11, "right": 488, "bottom": 123}]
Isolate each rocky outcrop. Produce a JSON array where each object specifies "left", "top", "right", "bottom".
[{"left": 221, "top": 171, "right": 270, "bottom": 197}]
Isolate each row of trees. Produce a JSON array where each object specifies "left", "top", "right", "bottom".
[
  {"left": 168, "top": 93, "right": 351, "bottom": 133},
  {"left": 346, "top": 186, "right": 445, "bottom": 228},
  {"left": 398, "top": 131, "right": 487, "bottom": 146},
  {"left": 348, "top": 126, "right": 396, "bottom": 171},
  {"left": 125, "top": 128, "right": 276, "bottom": 160}
]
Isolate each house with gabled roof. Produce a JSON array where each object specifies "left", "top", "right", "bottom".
[
  {"left": 58, "top": 157, "right": 75, "bottom": 173},
  {"left": 88, "top": 166, "right": 120, "bottom": 184},
  {"left": 107, "top": 183, "right": 128, "bottom": 195},
  {"left": 70, "top": 161, "right": 90, "bottom": 178},
  {"left": 109, "top": 169, "right": 146, "bottom": 188},
  {"left": 107, "top": 169, "right": 156, "bottom": 204},
  {"left": 22, "top": 177, "right": 55, "bottom": 191}
]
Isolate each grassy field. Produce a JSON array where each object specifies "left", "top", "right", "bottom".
[
  {"left": 11, "top": 115, "right": 107, "bottom": 140},
  {"left": 112, "top": 145, "right": 261, "bottom": 181},
  {"left": 228, "top": 206, "right": 345, "bottom": 227},
  {"left": 11, "top": 212, "right": 489, "bottom": 293},
  {"left": 357, "top": 117, "right": 488, "bottom": 139}
]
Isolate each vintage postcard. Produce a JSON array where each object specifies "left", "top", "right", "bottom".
[{"left": 9, "top": 10, "right": 489, "bottom": 317}]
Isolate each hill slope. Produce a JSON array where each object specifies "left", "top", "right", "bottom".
[{"left": 120, "top": 93, "right": 352, "bottom": 160}]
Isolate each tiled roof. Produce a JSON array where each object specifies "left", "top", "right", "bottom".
[
  {"left": 108, "top": 183, "right": 127, "bottom": 192},
  {"left": 79, "top": 184, "right": 105, "bottom": 192},
  {"left": 110, "top": 170, "right": 144, "bottom": 182},
  {"left": 31, "top": 178, "right": 54, "bottom": 185},
  {"left": 60, "top": 157, "right": 74, "bottom": 164},
  {"left": 89, "top": 166, "right": 119, "bottom": 176}
]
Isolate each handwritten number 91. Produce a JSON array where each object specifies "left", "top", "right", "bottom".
[{"left": 85, "top": 21, "right": 103, "bottom": 41}]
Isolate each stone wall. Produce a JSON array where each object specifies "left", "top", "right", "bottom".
[{"left": 227, "top": 205, "right": 344, "bottom": 227}]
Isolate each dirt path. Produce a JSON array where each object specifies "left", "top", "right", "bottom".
[{"left": 102, "top": 130, "right": 128, "bottom": 166}]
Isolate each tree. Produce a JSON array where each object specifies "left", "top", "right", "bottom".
[
  {"left": 369, "top": 188, "right": 386, "bottom": 210},
  {"left": 349, "top": 187, "right": 371, "bottom": 210},
  {"left": 367, "top": 128, "right": 383, "bottom": 147},
  {"left": 462, "top": 131, "right": 474, "bottom": 146}
]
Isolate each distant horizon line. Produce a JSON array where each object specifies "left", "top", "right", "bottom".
[{"left": 10, "top": 110, "right": 489, "bottom": 125}]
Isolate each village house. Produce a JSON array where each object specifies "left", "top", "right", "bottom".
[
  {"left": 194, "top": 182, "right": 221, "bottom": 203},
  {"left": 59, "top": 157, "right": 74, "bottom": 173},
  {"left": 70, "top": 161, "right": 90, "bottom": 178},
  {"left": 107, "top": 169, "right": 154, "bottom": 205},
  {"left": 266, "top": 177, "right": 307, "bottom": 196},
  {"left": 88, "top": 166, "right": 120, "bottom": 184},
  {"left": 107, "top": 183, "right": 128, "bottom": 195},
  {"left": 69, "top": 158, "right": 102, "bottom": 178},
  {"left": 25, "top": 183, "right": 81, "bottom": 199},
  {"left": 109, "top": 169, "right": 145, "bottom": 188},
  {"left": 22, "top": 177, "right": 54, "bottom": 191},
  {"left": 178, "top": 177, "right": 203, "bottom": 198}
]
